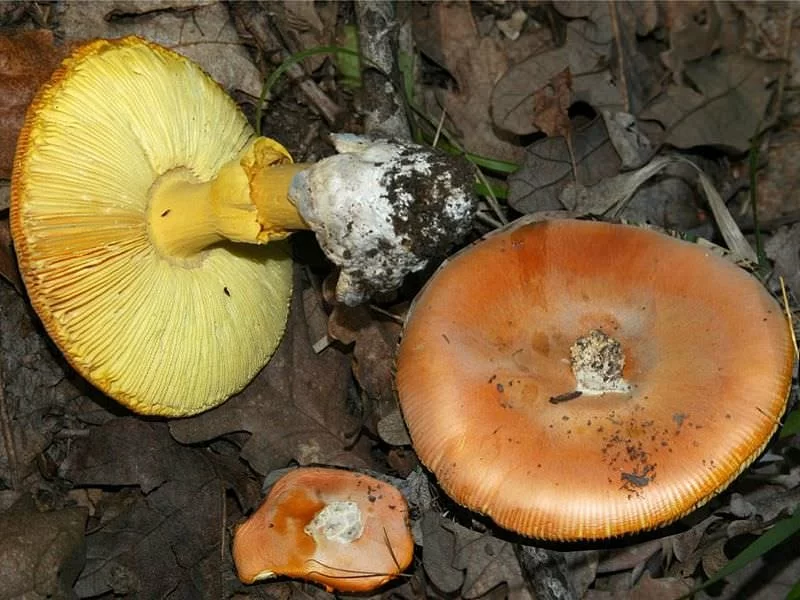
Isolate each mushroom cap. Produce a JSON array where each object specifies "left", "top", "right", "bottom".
[
  {"left": 232, "top": 467, "right": 414, "bottom": 592},
  {"left": 396, "top": 218, "right": 794, "bottom": 541},
  {"left": 11, "top": 37, "right": 292, "bottom": 416}
]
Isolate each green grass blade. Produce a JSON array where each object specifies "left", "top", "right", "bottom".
[
  {"left": 787, "top": 579, "right": 800, "bottom": 600},
  {"left": 700, "top": 511, "right": 800, "bottom": 591},
  {"left": 780, "top": 409, "right": 800, "bottom": 438},
  {"left": 255, "top": 45, "right": 362, "bottom": 135}
]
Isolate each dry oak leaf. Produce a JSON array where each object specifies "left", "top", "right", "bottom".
[
  {"left": 532, "top": 68, "right": 573, "bottom": 139},
  {"left": 58, "top": 0, "right": 263, "bottom": 99},
  {"left": 170, "top": 274, "right": 372, "bottom": 476},
  {"left": 640, "top": 53, "right": 782, "bottom": 153},
  {"left": 415, "top": 2, "right": 524, "bottom": 163},
  {"left": 0, "top": 30, "right": 66, "bottom": 178},
  {"left": 492, "top": 6, "right": 622, "bottom": 136},
  {"left": 59, "top": 418, "right": 241, "bottom": 598},
  {"left": 328, "top": 303, "right": 402, "bottom": 424},
  {"left": 422, "top": 512, "right": 533, "bottom": 600},
  {"left": 508, "top": 117, "right": 621, "bottom": 214}
]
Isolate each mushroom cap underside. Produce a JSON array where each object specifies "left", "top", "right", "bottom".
[
  {"left": 232, "top": 467, "right": 414, "bottom": 592},
  {"left": 11, "top": 36, "right": 293, "bottom": 416},
  {"left": 396, "top": 218, "right": 794, "bottom": 540}
]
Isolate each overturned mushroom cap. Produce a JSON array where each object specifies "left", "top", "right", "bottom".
[
  {"left": 233, "top": 467, "right": 414, "bottom": 592},
  {"left": 396, "top": 218, "right": 794, "bottom": 540},
  {"left": 11, "top": 37, "right": 292, "bottom": 416}
]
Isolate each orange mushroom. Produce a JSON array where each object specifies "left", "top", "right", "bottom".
[
  {"left": 232, "top": 467, "right": 414, "bottom": 592},
  {"left": 396, "top": 218, "right": 794, "bottom": 541}
]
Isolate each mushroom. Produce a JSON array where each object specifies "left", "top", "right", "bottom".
[
  {"left": 11, "top": 36, "right": 474, "bottom": 416},
  {"left": 232, "top": 467, "right": 414, "bottom": 592},
  {"left": 396, "top": 218, "right": 794, "bottom": 540}
]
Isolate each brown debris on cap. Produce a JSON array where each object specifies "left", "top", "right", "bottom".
[{"left": 396, "top": 218, "right": 794, "bottom": 540}]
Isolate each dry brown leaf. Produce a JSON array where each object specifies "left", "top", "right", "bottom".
[
  {"left": 667, "top": 515, "right": 719, "bottom": 566},
  {"left": 492, "top": 7, "right": 623, "bottom": 136},
  {"left": 587, "top": 572, "right": 693, "bottom": 600},
  {"left": 609, "top": 3, "right": 663, "bottom": 115},
  {"left": 0, "top": 278, "right": 89, "bottom": 488},
  {"left": 640, "top": 53, "right": 782, "bottom": 152},
  {"left": 596, "top": 540, "right": 662, "bottom": 575},
  {"left": 0, "top": 503, "right": 87, "bottom": 599},
  {"left": 0, "top": 218, "right": 22, "bottom": 294},
  {"left": 532, "top": 68, "right": 573, "bottom": 139},
  {"left": 58, "top": 1, "right": 264, "bottom": 98},
  {"left": 659, "top": 1, "right": 747, "bottom": 82},
  {"left": 508, "top": 117, "right": 621, "bottom": 213},
  {"left": 660, "top": 1, "right": 724, "bottom": 79},
  {"left": 328, "top": 304, "right": 402, "bottom": 424},
  {"left": 755, "top": 129, "right": 800, "bottom": 221},
  {"left": 170, "top": 272, "right": 373, "bottom": 476},
  {"left": 60, "top": 418, "right": 245, "bottom": 598},
  {"left": 272, "top": 0, "right": 337, "bottom": 72},
  {"left": 765, "top": 223, "right": 800, "bottom": 301},
  {"left": 415, "top": 2, "right": 524, "bottom": 163},
  {"left": 0, "top": 30, "right": 66, "bottom": 178},
  {"left": 630, "top": 572, "right": 694, "bottom": 599},
  {"left": 421, "top": 512, "right": 533, "bottom": 599}
]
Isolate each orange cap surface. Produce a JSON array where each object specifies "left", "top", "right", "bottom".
[
  {"left": 396, "top": 218, "right": 794, "bottom": 540},
  {"left": 233, "top": 467, "right": 414, "bottom": 592}
]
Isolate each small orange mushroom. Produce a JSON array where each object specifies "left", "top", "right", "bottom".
[
  {"left": 396, "top": 218, "right": 794, "bottom": 541},
  {"left": 232, "top": 467, "right": 414, "bottom": 592}
]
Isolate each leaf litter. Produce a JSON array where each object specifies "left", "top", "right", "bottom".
[{"left": 0, "top": 1, "right": 799, "bottom": 599}]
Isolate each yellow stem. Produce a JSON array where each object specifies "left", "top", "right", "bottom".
[{"left": 146, "top": 137, "right": 312, "bottom": 261}]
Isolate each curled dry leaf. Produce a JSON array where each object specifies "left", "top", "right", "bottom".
[
  {"left": 0, "top": 29, "right": 66, "bottom": 178},
  {"left": 327, "top": 303, "right": 403, "bottom": 426},
  {"left": 532, "top": 68, "right": 573, "bottom": 139},
  {"left": 601, "top": 111, "right": 654, "bottom": 170}
]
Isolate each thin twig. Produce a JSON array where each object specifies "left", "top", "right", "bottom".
[
  {"left": 230, "top": 3, "right": 343, "bottom": 128},
  {"left": 516, "top": 544, "right": 577, "bottom": 600},
  {"left": 607, "top": 0, "right": 630, "bottom": 113},
  {"left": 474, "top": 168, "right": 508, "bottom": 226},
  {"left": 355, "top": 0, "right": 412, "bottom": 139},
  {"left": 475, "top": 210, "right": 505, "bottom": 229},
  {"left": 772, "top": 3, "right": 795, "bottom": 124},
  {"left": 432, "top": 108, "right": 447, "bottom": 148},
  {"left": 779, "top": 277, "right": 798, "bottom": 358}
]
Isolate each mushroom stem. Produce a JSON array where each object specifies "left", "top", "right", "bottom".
[{"left": 146, "top": 137, "right": 312, "bottom": 260}]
